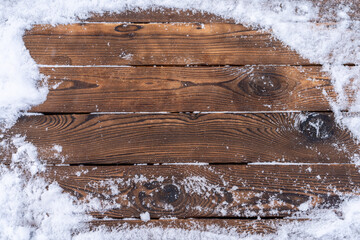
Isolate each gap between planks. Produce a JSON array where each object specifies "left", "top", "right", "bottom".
[
  {"left": 37, "top": 64, "right": 325, "bottom": 67},
  {"left": 8, "top": 162, "right": 355, "bottom": 167}
]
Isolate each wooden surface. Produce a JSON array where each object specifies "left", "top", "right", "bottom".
[
  {"left": 33, "top": 66, "right": 337, "bottom": 113},
  {"left": 90, "top": 219, "right": 303, "bottom": 235},
  {"left": 84, "top": 8, "right": 234, "bottom": 23},
  {"left": 46, "top": 165, "right": 360, "bottom": 218},
  {"left": 24, "top": 23, "right": 310, "bottom": 66},
  {"left": 21, "top": 7, "right": 360, "bottom": 235},
  {"left": 84, "top": 2, "right": 360, "bottom": 23},
  {"left": 7, "top": 113, "right": 356, "bottom": 165}
]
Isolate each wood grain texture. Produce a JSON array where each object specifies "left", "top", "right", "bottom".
[
  {"left": 24, "top": 23, "right": 309, "bottom": 66},
  {"left": 32, "top": 66, "right": 337, "bottom": 113},
  {"left": 6, "top": 113, "right": 357, "bottom": 164},
  {"left": 89, "top": 219, "right": 302, "bottom": 235},
  {"left": 45, "top": 165, "right": 360, "bottom": 218}
]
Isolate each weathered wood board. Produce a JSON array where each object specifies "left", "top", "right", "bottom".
[
  {"left": 24, "top": 23, "right": 309, "bottom": 66},
  {"left": 5, "top": 113, "right": 356, "bottom": 165},
  {"left": 84, "top": 8, "right": 234, "bottom": 23},
  {"left": 32, "top": 66, "right": 338, "bottom": 113},
  {"left": 89, "top": 219, "right": 303, "bottom": 235},
  {"left": 46, "top": 165, "right": 360, "bottom": 219},
  {"left": 84, "top": 2, "right": 360, "bottom": 23}
]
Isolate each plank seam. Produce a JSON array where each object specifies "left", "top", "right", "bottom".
[
  {"left": 52, "top": 163, "right": 354, "bottom": 167},
  {"left": 33, "top": 110, "right": 336, "bottom": 115},
  {"left": 37, "top": 64, "right": 326, "bottom": 67},
  {"left": 90, "top": 216, "right": 286, "bottom": 220}
]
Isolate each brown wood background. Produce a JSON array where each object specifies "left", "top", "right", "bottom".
[{"left": 17, "top": 4, "right": 360, "bottom": 236}]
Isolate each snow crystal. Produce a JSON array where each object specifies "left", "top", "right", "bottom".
[
  {"left": 119, "top": 53, "right": 133, "bottom": 60},
  {"left": 140, "top": 212, "right": 151, "bottom": 222},
  {"left": 51, "top": 81, "right": 63, "bottom": 90},
  {"left": 52, "top": 144, "right": 62, "bottom": 153}
]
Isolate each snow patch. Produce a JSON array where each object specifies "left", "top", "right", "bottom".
[{"left": 140, "top": 212, "right": 150, "bottom": 222}]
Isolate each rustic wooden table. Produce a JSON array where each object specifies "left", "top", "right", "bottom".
[{"left": 14, "top": 7, "right": 360, "bottom": 234}]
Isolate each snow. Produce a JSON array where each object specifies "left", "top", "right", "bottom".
[
  {"left": 140, "top": 212, "right": 151, "bottom": 222},
  {"left": 0, "top": 139, "right": 91, "bottom": 240},
  {"left": 73, "top": 225, "right": 246, "bottom": 240},
  {"left": 52, "top": 144, "right": 62, "bottom": 153},
  {"left": 0, "top": 0, "right": 359, "bottom": 239}
]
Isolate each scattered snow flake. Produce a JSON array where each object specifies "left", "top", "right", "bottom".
[{"left": 140, "top": 212, "right": 150, "bottom": 222}]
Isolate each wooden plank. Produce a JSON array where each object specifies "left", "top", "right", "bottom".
[
  {"left": 45, "top": 165, "right": 360, "bottom": 218},
  {"left": 32, "top": 66, "right": 336, "bottom": 113},
  {"left": 84, "top": 8, "right": 233, "bottom": 23},
  {"left": 83, "top": 2, "right": 360, "bottom": 23},
  {"left": 6, "top": 113, "right": 357, "bottom": 164},
  {"left": 89, "top": 219, "right": 299, "bottom": 235},
  {"left": 24, "top": 23, "right": 309, "bottom": 66}
]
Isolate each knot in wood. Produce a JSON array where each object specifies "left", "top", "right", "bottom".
[
  {"left": 181, "top": 111, "right": 201, "bottom": 120},
  {"left": 114, "top": 24, "right": 143, "bottom": 32},
  {"left": 223, "top": 190, "right": 233, "bottom": 203},
  {"left": 299, "top": 114, "right": 334, "bottom": 141},
  {"left": 238, "top": 68, "right": 290, "bottom": 99},
  {"left": 157, "top": 184, "right": 180, "bottom": 204},
  {"left": 248, "top": 73, "right": 282, "bottom": 96}
]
